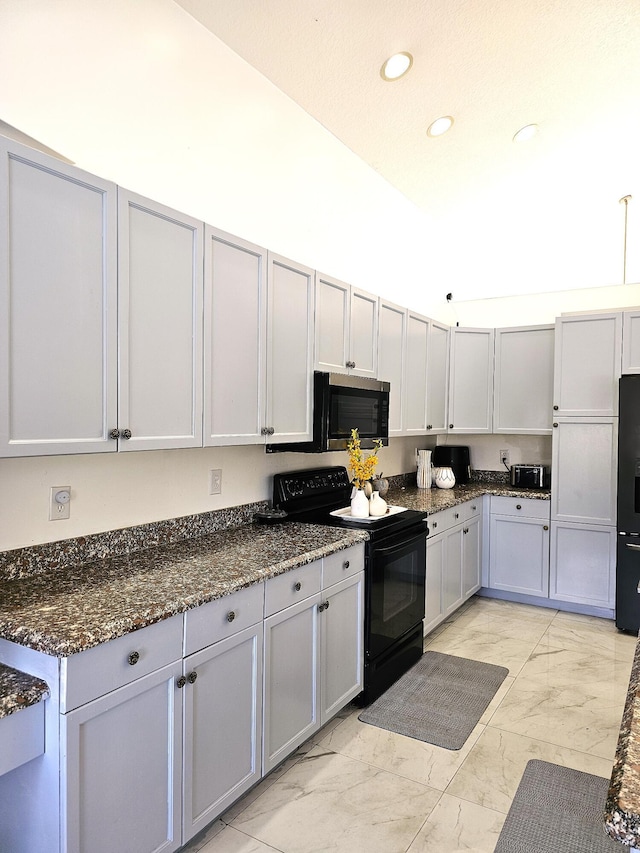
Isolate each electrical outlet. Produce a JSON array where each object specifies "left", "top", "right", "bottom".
[
  {"left": 209, "top": 469, "right": 222, "bottom": 495},
  {"left": 49, "top": 486, "right": 71, "bottom": 521},
  {"left": 500, "top": 449, "right": 510, "bottom": 467}
]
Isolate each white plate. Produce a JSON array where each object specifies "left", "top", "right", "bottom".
[{"left": 329, "top": 505, "right": 408, "bottom": 521}]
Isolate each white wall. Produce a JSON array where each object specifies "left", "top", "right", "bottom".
[
  {"left": 449, "top": 283, "right": 640, "bottom": 328},
  {"left": 0, "top": 437, "right": 427, "bottom": 552}
]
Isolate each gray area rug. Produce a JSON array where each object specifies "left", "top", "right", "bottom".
[
  {"left": 494, "top": 760, "right": 619, "bottom": 853},
  {"left": 358, "top": 651, "right": 508, "bottom": 750}
]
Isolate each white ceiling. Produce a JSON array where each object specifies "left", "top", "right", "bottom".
[{"left": 176, "top": 0, "right": 640, "bottom": 216}]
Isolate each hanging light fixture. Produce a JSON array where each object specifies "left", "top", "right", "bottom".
[{"left": 620, "top": 195, "right": 632, "bottom": 284}]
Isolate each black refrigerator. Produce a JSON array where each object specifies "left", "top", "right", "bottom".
[{"left": 616, "top": 374, "right": 640, "bottom": 632}]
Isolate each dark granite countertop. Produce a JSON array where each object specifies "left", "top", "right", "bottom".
[
  {"left": 0, "top": 522, "right": 367, "bottom": 658},
  {"left": 385, "top": 480, "right": 550, "bottom": 513},
  {"left": 605, "top": 633, "right": 640, "bottom": 845},
  {"left": 0, "top": 663, "right": 49, "bottom": 720}
]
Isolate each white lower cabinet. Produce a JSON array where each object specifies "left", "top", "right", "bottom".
[
  {"left": 550, "top": 522, "right": 616, "bottom": 608},
  {"left": 488, "top": 497, "right": 551, "bottom": 597},
  {"left": 424, "top": 500, "right": 482, "bottom": 635},
  {"left": 0, "top": 545, "right": 365, "bottom": 853},
  {"left": 62, "top": 661, "right": 183, "bottom": 853},
  {"left": 182, "top": 622, "right": 263, "bottom": 842},
  {"left": 263, "top": 550, "right": 364, "bottom": 774}
]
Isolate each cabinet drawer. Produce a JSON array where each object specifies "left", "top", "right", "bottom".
[
  {"left": 322, "top": 544, "right": 364, "bottom": 588},
  {"left": 264, "top": 561, "right": 322, "bottom": 618},
  {"left": 184, "top": 582, "right": 264, "bottom": 656},
  {"left": 427, "top": 506, "right": 461, "bottom": 535},
  {"left": 461, "top": 498, "right": 482, "bottom": 521},
  {"left": 60, "top": 614, "right": 184, "bottom": 713},
  {"left": 491, "top": 496, "right": 550, "bottom": 519}
]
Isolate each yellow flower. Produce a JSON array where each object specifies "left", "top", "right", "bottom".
[{"left": 347, "top": 428, "right": 383, "bottom": 489}]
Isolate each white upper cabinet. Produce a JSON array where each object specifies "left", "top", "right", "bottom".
[
  {"left": 426, "top": 320, "right": 449, "bottom": 433},
  {"left": 118, "top": 191, "right": 203, "bottom": 451},
  {"left": 204, "top": 228, "right": 267, "bottom": 446},
  {"left": 0, "top": 137, "right": 117, "bottom": 456},
  {"left": 553, "top": 313, "right": 622, "bottom": 416},
  {"left": 377, "top": 300, "right": 406, "bottom": 435},
  {"left": 267, "top": 253, "right": 315, "bottom": 444},
  {"left": 493, "top": 325, "right": 554, "bottom": 434},
  {"left": 551, "top": 416, "right": 618, "bottom": 526},
  {"left": 622, "top": 310, "right": 640, "bottom": 374},
  {"left": 448, "top": 327, "right": 494, "bottom": 433},
  {"left": 404, "top": 311, "right": 430, "bottom": 434},
  {"left": 314, "top": 273, "right": 378, "bottom": 378}
]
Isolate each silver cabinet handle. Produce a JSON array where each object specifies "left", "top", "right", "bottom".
[
  {"left": 543, "top": 525, "right": 549, "bottom": 531},
  {"left": 294, "top": 581, "right": 302, "bottom": 591},
  {"left": 626, "top": 543, "right": 640, "bottom": 551},
  {"left": 343, "top": 560, "right": 350, "bottom": 569},
  {"left": 227, "top": 611, "right": 236, "bottom": 622},
  {"left": 637, "top": 580, "right": 640, "bottom": 594},
  {"left": 127, "top": 651, "right": 140, "bottom": 666}
]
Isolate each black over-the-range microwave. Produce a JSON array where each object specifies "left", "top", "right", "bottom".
[{"left": 266, "top": 371, "right": 390, "bottom": 453}]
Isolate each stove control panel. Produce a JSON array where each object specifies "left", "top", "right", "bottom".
[{"left": 273, "top": 466, "right": 351, "bottom": 508}]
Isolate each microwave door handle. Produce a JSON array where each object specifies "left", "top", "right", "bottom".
[{"left": 375, "top": 531, "right": 427, "bottom": 555}]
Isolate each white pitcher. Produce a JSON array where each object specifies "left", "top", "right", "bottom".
[{"left": 417, "top": 449, "right": 432, "bottom": 489}]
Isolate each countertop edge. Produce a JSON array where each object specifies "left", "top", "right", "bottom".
[{"left": 605, "top": 632, "right": 640, "bottom": 845}]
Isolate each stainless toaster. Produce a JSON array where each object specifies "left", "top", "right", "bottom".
[{"left": 510, "top": 464, "right": 550, "bottom": 489}]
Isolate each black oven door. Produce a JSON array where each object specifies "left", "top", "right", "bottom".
[{"left": 366, "top": 528, "right": 426, "bottom": 661}]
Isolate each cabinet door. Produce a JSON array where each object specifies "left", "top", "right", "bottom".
[
  {"left": 377, "top": 300, "right": 406, "bottom": 435},
  {"left": 263, "top": 593, "right": 321, "bottom": 773},
  {"left": 404, "top": 311, "right": 429, "bottom": 434},
  {"left": 183, "top": 623, "right": 263, "bottom": 842},
  {"left": 493, "top": 325, "right": 554, "bottom": 434},
  {"left": 553, "top": 313, "right": 622, "bottom": 416},
  {"left": 551, "top": 417, "right": 618, "bottom": 526},
  {"left": 550, "top": 522, "right": 616, "bottom": 608},
  {"left": 349, "top": 287, "right": 378, "bottom": 378},
  {"left": 425, "top": 532, "right": 445, "bottom": 635},
  {"left": 118, "top": 191, "right": 203, "bottom": 451},
  {"left": 204, "top": 228, "right": 267, "bottom": 445},
  {"left": 61, "top": 662, "right": 182, "bottom": 853},
  {"left": 622, "top": 310, "right": 640, "bottom": 374},
  {"left": 320, "top": 572, "right": 364, "bottom": 724},
  {"left": 462, "top": 515, "right": 482, "bottom": 598},
  {"left": 442, "top": 525, "right": 464, "bottom": 616},
  {"left": 0, "top": 138, "right": 117, "bottom": 457},
  {"left": 426, "top": 320, "right": 449, "bottom": 433},
  {"left": 448, "top": 328, "right": 494, "bottom": 433},
  {"left": 315, "top": 273, "right": 350, "bottom": 374},
  {"left": 266, "top": 253, "right": 315, "bottom": 444},
  {"left": 489, "top": 515, "right": 550, "bottom": 596}
]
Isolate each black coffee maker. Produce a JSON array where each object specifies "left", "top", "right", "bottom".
[{"left": 432, "top": 445, "right": 471, "bottom": 485}]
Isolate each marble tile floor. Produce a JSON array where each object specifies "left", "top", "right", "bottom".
[{"left": 182, "top": 597, "right": 637, "bottom": 853}]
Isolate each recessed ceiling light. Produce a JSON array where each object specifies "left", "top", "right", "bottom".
[
  {"left": 427, "top": 116, "right": 454, "bottom": 137},
  {"left": 380, "top": 52, "right": 413, "bottom": 81},
  {"left": 513, "top": 123, "right": 539, "bottom": 143}
]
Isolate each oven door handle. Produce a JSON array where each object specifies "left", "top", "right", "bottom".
[
  {"left": 374, "top": 531, "right": 427, "bottom": 555},
  {"left": 626, "top": 543, "right": 640, "bottom": 552}
]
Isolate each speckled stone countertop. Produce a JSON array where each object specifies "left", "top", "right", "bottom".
[
  {"left": 384, "top": 479, "right": 550, "bottom": 513},
  {"left": 605, "top": 633, "right": 640, "bottom": 846},
  {"left": 0, "top": 663, "right": 49, "bottom": 720},
  {"left": 0, "top": 522, "right": 367, "bottom": 658}
]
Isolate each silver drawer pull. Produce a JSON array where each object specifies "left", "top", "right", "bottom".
[
  {"left": 227, "top": 611, "right": 236, "bottom": 623},
  {"left": 343, "top": 560, "right": 350, "bottom": 570},
  {"left": 127, "top": 651, "right": 140, "bottom": 666},
  {"left": 294, "top": 581, "right": 302, "bottom": 592},
  {"left": 627, "top": 543, "right": 640, "bottom": 552}
]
